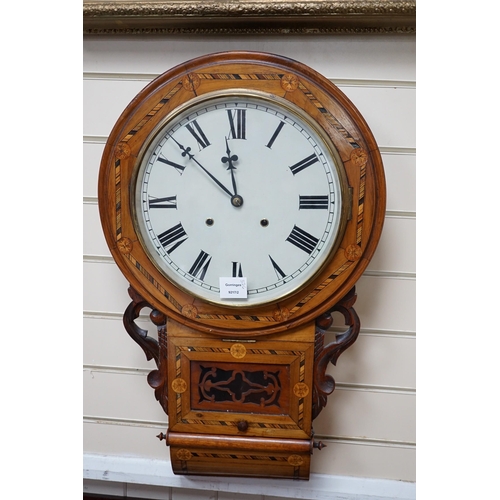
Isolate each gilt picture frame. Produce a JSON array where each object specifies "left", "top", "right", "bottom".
[{"left": 83, "top": 0, "right": 416, "bottom": 35}]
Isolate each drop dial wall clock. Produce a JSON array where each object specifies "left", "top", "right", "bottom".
[{"left": 98, "top": 51, "right": 386, "bottom": 480}]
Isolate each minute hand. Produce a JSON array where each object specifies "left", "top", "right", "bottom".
[{"left": 170, "top": 136, "right": 233, "bottom": 198}]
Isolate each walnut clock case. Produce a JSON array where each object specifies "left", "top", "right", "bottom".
[{"left": 98, "top": 52, "right": 386, "bottom": 480}]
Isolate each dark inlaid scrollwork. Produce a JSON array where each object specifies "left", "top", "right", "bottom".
[{"left": 197, "top": 365, "right": 282, "bottom": 409}]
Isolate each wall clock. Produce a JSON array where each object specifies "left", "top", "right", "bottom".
[{"left": 98, "top": 51, "right": 386, "bottom": 480}]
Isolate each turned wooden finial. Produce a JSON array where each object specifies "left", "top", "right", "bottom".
[{"left": 315, "top": 312, "right": 333, "bottom": 331}]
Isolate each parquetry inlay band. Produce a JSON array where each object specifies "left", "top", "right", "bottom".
[{"left": 113, "top": 70, "right": 366, "bottom": 323}]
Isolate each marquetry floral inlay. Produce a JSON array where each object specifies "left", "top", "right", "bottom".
[
  {"left": 117, "top": 237, "right": 133, "bottom": 254},
  {"left": 230, "top": 343, "right": 247, "bottom": 359}
]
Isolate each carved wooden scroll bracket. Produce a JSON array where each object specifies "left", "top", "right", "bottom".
[
  {"left": 123, "top": 286, "right": 168, "bottom": 410},
  {"left": 312, "top": 286, "right": 360, "bottom": 420}
]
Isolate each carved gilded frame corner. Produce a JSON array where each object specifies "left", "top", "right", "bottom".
[{"left": 83, "top": 1, "right": 416, "bottom": 35}]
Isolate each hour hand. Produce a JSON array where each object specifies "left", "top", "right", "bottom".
[{"left": 221, "top": 138, "right": 243, "bottom": 207}]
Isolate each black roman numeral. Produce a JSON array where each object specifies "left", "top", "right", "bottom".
[
  {"left": 286, "top": 225, "right": 319, "bottom": 254},
  {"left": 299, "top": 195, "right": 329, "bottom": 209},
  {"left": 149, "top": 196, "right": 177, "bottom": 209},
  {"left": 227, "top": 109, "right": 246, "bottom": 139},
  {"left": 266, "top": 121, "right": 285, "bottom": 149},
  {"left": 189, "top": 250, "right": 212, "bottom": 280},
  {"left": 232, "top": 261, "right": 243, "bottom": 277},
  {"left": 289, "top": 153, "right": 319, "bottom": 175},
  {"left": 269, "top": 255, "right": 286, "bottom": 279},
  {"left": 157, "top": 223, "right": 187, "bottom": 253},
  {"left": 157, "top": 156, "right": 185, "bottom": 174},
  {"left": 186, "top": 120, "right": 210, "bottom": 149}
]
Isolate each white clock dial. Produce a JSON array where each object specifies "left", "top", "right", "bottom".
[{"left": 133, "top": 93, "right": 346, "bottom": 306}]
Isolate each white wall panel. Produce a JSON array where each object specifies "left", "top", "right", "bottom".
[
  {"left": 83, "top": 79, "right": 147, "bottom": 137},
  {"left": 84, "top": 370, "right": 167, "bottom": 423},
  {"left": 83, "top": 202, "right": 108, "bottom": 256},
  {"left": 383, "top": 153, "right": 416, "bottom": 213},
  {"left": 310, "top": 440, "right": 415, "bottom": 481},
  {"left": 83, "top": 368, "right": 413, "bottom": 444},
  {"left": 83, "top": 79, "right": 415, "bottom": 150},
  {"left": 83, "top": 141, "right": 104, "bottom": 197},
  {"left": 83, "top": 35, "right": 416, "bottom": 82},
  {"left": 345, "top": 276, "right": 415, "bottom": 333},
  {"left": 83, "top": 338, "right": 415, "bottom": 441},
  {"left": 83, "top": 422, "right": 415, "bottom": 482},
  {"left": 84, "top": 260, "right": 415, "bottom": 331},
  {"left": 84, "top": 421, "right": 167, "bottom": 459},
  {"left": 324, "top": 333, "right": 416, "bottom": 389},
  {"left": 313, "top": 390, "right": 415, "bottom": 443},
  {"left": 367, "top": 218, "right": 416, "bottom": 274},
  {"left": 83, "top": 261, "right": 131, "bottom": 314},
  {"left": 338, "top": 87, "right": 415, "bottom": 149},
  {"left": 84, "top": 316, "right": 156, "bottom": 369},
  {"left": 84, "top": 316, "right": 414, "bottom": 390},
  {"left": 83, "top": 33, "right": 416, "bottom": 490}
]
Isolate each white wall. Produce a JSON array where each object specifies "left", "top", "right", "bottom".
[{"left": 83, "top": 34, "right": 415, "bottom": 499}]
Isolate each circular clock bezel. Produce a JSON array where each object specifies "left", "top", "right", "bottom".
[
  {"left": 98, "top": 51, "right": 386, "bottom": 337},
  {"left": 130, "top": 89, "right": 350, "bottom": 308}
]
